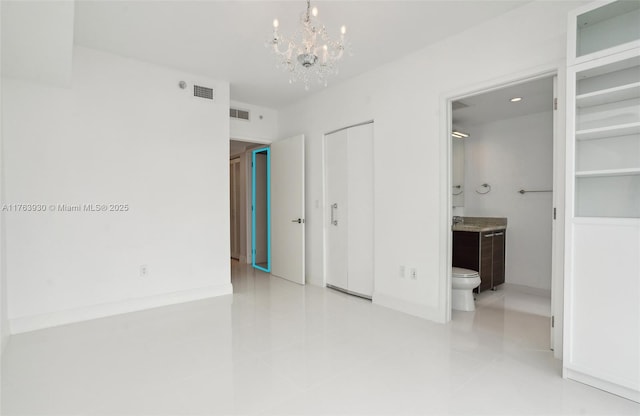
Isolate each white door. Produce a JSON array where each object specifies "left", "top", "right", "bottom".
[
  {"left": 325, "top": 123, "right": 374, "bottom": 298},
  {"left": 271, "top": 135, "right": 306, "bottom": 284},
  {"left": 325, "top": 129, "right": 349, "bottom": 291},
  {"left": 346, "top": 123, "right": 374, "bottom": 296}
]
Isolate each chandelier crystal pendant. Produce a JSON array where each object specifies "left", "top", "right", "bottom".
[{"left": 269, "top": 0, "right": 348, "bottom": 90}]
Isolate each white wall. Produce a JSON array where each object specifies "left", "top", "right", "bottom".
[
  {"left": 0, "top": 99, "right": 4, "bottom": 348},
  {"left": 0, "top": 0, "right": 74, "bottom": 87},
  {"left": 278, "top": 1, "right": 584, "bottom": 322},
  {"left": 0, "top": 0, "right": 8, "bottom": 354},
  {"left": 2, "top": 46, "right": 232, "bottom": 333},
  {"left": 463, "top": 111, "right": 554, "bottom": 292},
  {"left": 0, "top": 6, "right": 6, "bottom": 412},
  {"left": 230, "top": 100, "right": 278, "bottom": 142}
]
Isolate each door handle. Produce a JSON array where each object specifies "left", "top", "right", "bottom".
[
  {"left": 331, "top": 203, "right": 338, "bottom": 226},
  {"left": 484, "top": 233, "right": 494, "bottom": 238},
  {"left": 291, "top": 218, "right": 304, "bottom": 224}
]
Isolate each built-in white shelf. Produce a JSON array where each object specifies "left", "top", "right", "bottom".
[
  {"left": 577, "top": 53, "right": 640, "bottom": 79},
  {"left": 576, "top": 82, "right": 640, "bottom": 107},
  {"left": 576, "top": 122, "right": 640, "bottom": 140},
  {"left": 574, "top": 0, "right": 640, "bottom": 63},
  {"left": 576, "top": 167, "right": 640, "bottom": 177},
  {"left": 573, "top": 216, "right": 640, "bottom": 226},
  {"left": 567, "top": 1, "right": 640, "bottom": 401}
]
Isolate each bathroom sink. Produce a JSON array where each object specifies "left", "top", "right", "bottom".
[
  {"left": 452, "top": 216, "right": 507, "bottom": 232},
  {"left": 452, "top": 224, "right": 506, "bottom": 232}
]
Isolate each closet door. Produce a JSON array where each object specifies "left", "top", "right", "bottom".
[
  {"left": 346, "top": 123, "right": 374, "bottom": 297},
  {"left": 325, "top": 129, "right": 349, "bottom": 291}
]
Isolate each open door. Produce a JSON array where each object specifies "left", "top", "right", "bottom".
[{"left": 271, "top": 135, "right": 305, "bottom": 285}]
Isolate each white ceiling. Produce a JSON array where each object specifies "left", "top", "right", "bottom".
[
  {"left": 73, "top": 0, "right": 533, "bottom": 109},
  {"left": 452, "top": 76, "right": 554, "bottom": 128}
]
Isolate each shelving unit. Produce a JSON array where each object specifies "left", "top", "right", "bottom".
[
  {"left": 564, "top": 0, "right": 640, "bottom": 403},
  {"left": 575, "top": 121, "right": 640, "bottom": 140},
  {"left": 575, "top": 167, "right": 640, "bottom": 177},
  {"left": 570, "top": 0, "right": 640, "bottom": 65},
  {"left": 572, "top": 49, "right": 640, "bottom": 217},
  {"left": 576, "top": 81, "right": 640, "bottom": 107}
]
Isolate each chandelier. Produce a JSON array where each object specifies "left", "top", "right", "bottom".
[{"left": 269, "top": 0, "right": 348, "bottom": 90}]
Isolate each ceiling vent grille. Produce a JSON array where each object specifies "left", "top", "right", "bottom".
[
  {"left": 194, "top": 85, "right": 214, "bottom": 100},
  {"left": 230, "top": 108, "right": 250, "bottom": 121}
]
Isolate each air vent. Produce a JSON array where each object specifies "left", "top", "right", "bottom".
[
  {"left": 194, "top": 85, "right": 214, "bottom": 100},
  {"left": 230, "top": 107, "right": 250, "bottom": 121}
]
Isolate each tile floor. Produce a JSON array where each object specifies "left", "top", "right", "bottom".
[{"left": 2, "top": 261, "right": 639, "bottom": 415}]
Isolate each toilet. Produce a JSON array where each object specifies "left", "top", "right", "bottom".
[{"left": 452, "top": 267, "right": 481, "bottom": 311}]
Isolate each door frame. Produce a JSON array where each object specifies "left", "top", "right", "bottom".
[
  {"left": 229, "top": 137, "right": 272, "bottom": 266},
  {"left": 230, "top": 157, "right": 241, "bottom": 260},
  {"left": 440, "top": 63, "right": 566, "bottom": 359},
  {"left": 251, "top": 147, "right": 271, "bottom": 272}
]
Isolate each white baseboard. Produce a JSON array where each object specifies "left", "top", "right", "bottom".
[
  {"left": 565, "top": 367, "right": 640, "bottom": 403},
  {"left": 373, "top": 291, "right": 443, "bottom": 323},
  {"left": 9, "top": 283, "right": 233, "bottom": 335}
]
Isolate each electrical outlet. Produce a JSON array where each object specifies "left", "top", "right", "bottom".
[
  {"left": 140, "top": 265, "right": 148, "bottom": 277},
  {"left": 399, "top": 265, "right": 405, "bottom": 278},
  {"left": 410, "top": 268, "right": 417, "bottom": 280}
]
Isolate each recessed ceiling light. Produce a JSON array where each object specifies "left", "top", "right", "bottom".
[{"left": 510, "top": 97, "right": 523, "bottom": 102}]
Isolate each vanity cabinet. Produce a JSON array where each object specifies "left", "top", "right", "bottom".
[
  {"left": 453, "top": 230, "right": 505, "bottom": 293},
  {"left": 490, "top": 231, "right": 505, "bottom": 289}
]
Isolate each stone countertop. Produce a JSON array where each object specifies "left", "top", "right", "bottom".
[{"left": 452, "top": 216, "right": 507, "bottom": 232}]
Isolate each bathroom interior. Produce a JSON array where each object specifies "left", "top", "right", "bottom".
[{"left": 450, "top": 76, "right": 555, "bottom": 337}]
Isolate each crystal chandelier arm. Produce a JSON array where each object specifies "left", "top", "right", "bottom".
[
  {"left": 272, "top": 38, "right": 293, "bottom": 57},
  {"left": 271, "top": 28, "right": 294, "bottom": 58},
  {"left": 318, "top": 32, "right": 344, "bottom": 63}
]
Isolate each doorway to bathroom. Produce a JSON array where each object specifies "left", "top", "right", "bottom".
[{"left": 444, "top": 70, "right": 564, "bottom": 356}]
